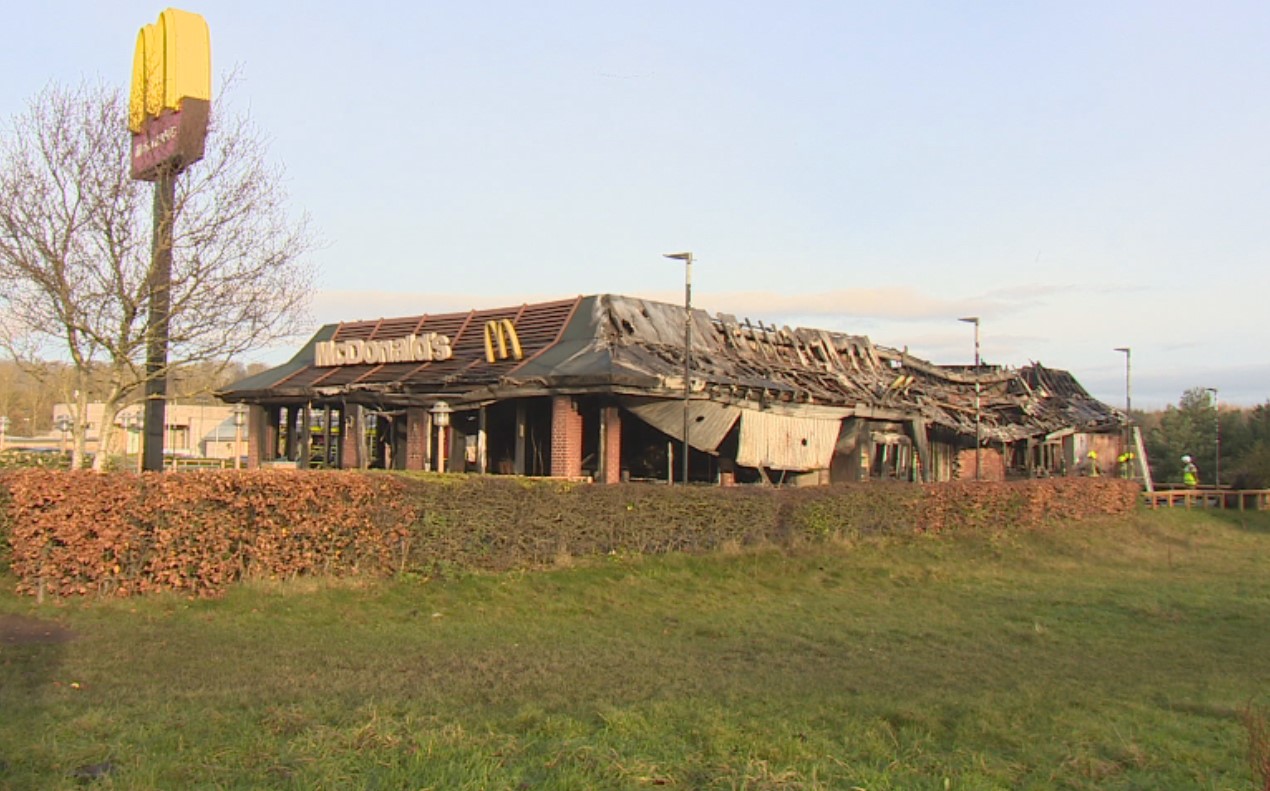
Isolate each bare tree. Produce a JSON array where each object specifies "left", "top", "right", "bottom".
[
  {"left": 0, "top": 81, "right": 314, "bottom": 468},
  {"left": 0, "top": 361, "right": 44, "bottom": 438}
]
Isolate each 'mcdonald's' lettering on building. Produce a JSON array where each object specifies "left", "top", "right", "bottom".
[{"left": 315, "top": 333, "right": 453, "bottom": 367}]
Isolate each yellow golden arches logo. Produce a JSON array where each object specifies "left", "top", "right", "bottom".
[
  {"left": 128, "top": 8, "right": 211, "bottom": 134},
  {"left": 128, "top": 8, "right": 211, "bottom": 181},
  {"left": 484, "top": 320, "right": 524, "bottom": 364}
]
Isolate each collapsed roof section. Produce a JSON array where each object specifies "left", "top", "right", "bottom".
[{"left": 222, "top": 293, "right": 1124, "bottom": 443}]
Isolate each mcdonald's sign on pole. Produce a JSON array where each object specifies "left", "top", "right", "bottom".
[
  {"left": 129, "top": 7, "right": 211, "bottom": 471},
  {"left": 128, "top": 8, "right": 211, "bottom": 181}
]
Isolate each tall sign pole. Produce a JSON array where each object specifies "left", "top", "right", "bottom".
[
  {"left": 144, "top": 166, "right": 176, "bottom": 472},
  {"left": 128, "top": 8, "right": 211, "bottom": 471}
]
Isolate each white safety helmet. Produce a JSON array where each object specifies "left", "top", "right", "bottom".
[{"left": 1181, "top": 455, "right": 1192, "bottom": 463}]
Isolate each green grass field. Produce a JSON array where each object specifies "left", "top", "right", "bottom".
[{"left": 1, "top": 508, "right": 1267, "bottom": 790}]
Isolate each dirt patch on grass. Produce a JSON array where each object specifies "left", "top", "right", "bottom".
[{"left": 0, "top": 614, "right": 75, "bottom": 645}]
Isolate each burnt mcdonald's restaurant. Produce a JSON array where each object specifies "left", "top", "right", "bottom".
[{"left": 219, "top": 294, "right": 1129, "bottom": 484}]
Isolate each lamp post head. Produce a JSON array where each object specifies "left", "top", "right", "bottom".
[
  {"left": 958, "top": 316, "right": 979, "bottom": 326},
  {"left": 663, "top": 252, "right": 692, "bottom": 262},
  {"left": 1114, "top": 346, "right": 1130, "bottom": 355},
  {"left": 430, "top": 400, "right": 453, "bottom": 427}
]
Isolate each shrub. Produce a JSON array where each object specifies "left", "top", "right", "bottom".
[
  {"left": 0, "top": 449, "right": 71, "bottom": 471},
  {"left": 2, "top": 470, "right": 412, "bottom": 598},
  {"left": 0, "top": 472, "right": 1140, "bottom": 598}
]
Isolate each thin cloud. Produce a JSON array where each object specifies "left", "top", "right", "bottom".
[
  {"left": 314, "top": 286, "right": 993, "bottom": 326},
  {"left": 312, "top": 290, "right": 567, "bottom": 324}
]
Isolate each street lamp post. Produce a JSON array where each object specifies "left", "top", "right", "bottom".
[
  {"left": 55, "top": 415, "right": 72, "bottom": 454},
  {"left": 1206, "top": 387, "right": 1220, "bottom": 488},
  {"left": 1113, "top": 347, "right": 1131, "bottom": 416},
  {"left": 232, "top": 404, "right": 247, "bottom": 470},
  {"left": 430, "top": 401, "right": 452, "bottom": 473},
  {"left": 958, "top": 316, "right": 981, "bottom": 481},
  {"left": 1114, "top": 347, "right": 1132, "bottom": 477},
  {"left": 125, "top": 412, "right": 143, "bottom": 473},
  {"left": 664, "top": 252, "right": 693, "bottom": 486}
]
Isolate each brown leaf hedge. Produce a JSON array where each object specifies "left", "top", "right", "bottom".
[
  {"left": 0, "top": 470, "right": 1140, "bottom": 598},
  {"left": 0, "top": 471, "right": 411, "bottom": 598}
]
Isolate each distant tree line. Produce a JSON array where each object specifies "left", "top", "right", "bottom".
[{"left": 1138, "top": 386, "right": 1270, "bottom": 488}]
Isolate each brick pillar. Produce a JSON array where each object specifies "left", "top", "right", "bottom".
[
  {"left": 405, "top": 407, "right": 428, "bottom": 471},
  {"left": 551, "top": 395, "right": 583, "bottom": 479},
  {"left": 340, "top": 406, "right": 361, "bottom": 469},
  {"left": 601, "top": 405, "right": 622, "bottom": 484},
  {"left": 247, "top": 405, "right": 271, "bottom": 468}
]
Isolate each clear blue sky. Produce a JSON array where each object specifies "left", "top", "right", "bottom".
[{"left": 4, "top": 2, "right": 1269, "bottom": 409}]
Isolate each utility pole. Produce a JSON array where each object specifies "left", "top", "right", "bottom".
[
  {"left": 959, "top": 316, "right": 981, "bottom": 480},
  {"left": 664, "top": 252, "right": 694, "bottom": 485}
]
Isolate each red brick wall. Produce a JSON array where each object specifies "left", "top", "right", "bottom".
[
  {"left": 340, "top": 408, "right": 361, "bottom": 469},
  {"left": 405, "top": 408, "right": 428, "bottom": 471},
  {"left": 551, "top": 396, "right": 583, "bottom": 479},
  {"left": 955, "top": 447, "right": 1005, "bottom": 481},
  {"left": 602, "top": 406, "right": 621, "bottom": 484}
]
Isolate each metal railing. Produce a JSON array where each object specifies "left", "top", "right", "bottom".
[{"left": 170, "top": 457, "right": 231, "bottom": 471}]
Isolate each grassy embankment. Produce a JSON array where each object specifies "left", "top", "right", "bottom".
[{"left": 1, "top": 508, "right": 1267, "bottom": 790}]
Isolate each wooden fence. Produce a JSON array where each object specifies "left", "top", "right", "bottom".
[{"left": 1143, "top": 487, "right": 1270, "bottom": 511}]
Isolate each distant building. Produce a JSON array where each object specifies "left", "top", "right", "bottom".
[
  {"left": 48, "top": 402, "right": 244, "bottom": 461},
  {"left": 221, "top": 294, "right": 1130, "bottom": 483}
]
